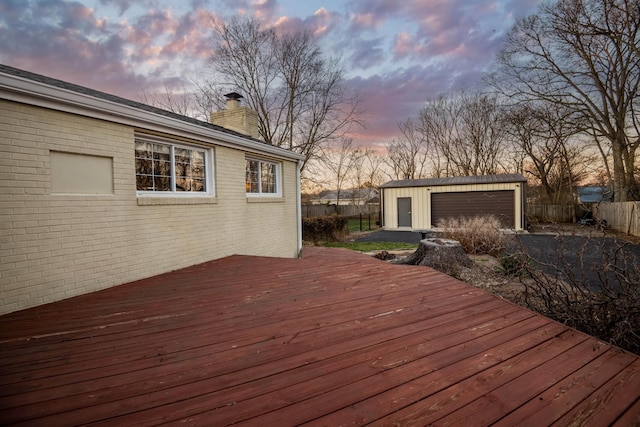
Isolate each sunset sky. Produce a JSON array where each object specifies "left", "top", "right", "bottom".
[{"left": 0, "top": 0, "right": 543, "bottom": 148}]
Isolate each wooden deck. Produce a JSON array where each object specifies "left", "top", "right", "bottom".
[{"left": 1, "top": 247, "right": 638, "bottom": 426}]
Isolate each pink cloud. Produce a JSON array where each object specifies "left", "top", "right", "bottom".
[
  {"left": 273, "top": 7, "right": 341, "bottom": 38},
  {"left": 160, "top": 10, "right": 214, "bottom": 59},
  {"left": 0, "top": 0, "right": 213, "bottom": 104},
  {"left": 349, "top": 12, "right": 385, "bottom": 30},
  {"left": 376, "top": 0, "right": 540, "bottom": 66},
  {"left": 125, "top": 8, "right": 179, "bottom": 44},
  {"left": 346, "top": 64, "right": 462, "bottom": 145},
  {"left": 421, "top": 1, "right": 462, "bottom": 33},
  {"left": 393, "top": 32, "right": 424, "bottom": 59},
  {"left": 215, "top": 0, "right": 280, "bottom": 21},
  {"left": 310, "top": 7, "right": 333, "bottom": 36},
  {"left": 251, "top": 0, "right": 279, "bottom": 20}
]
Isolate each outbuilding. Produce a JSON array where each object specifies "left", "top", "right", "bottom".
[
  {"left": 380, "top": 174, "right": 527, "bottom": 231},
  {"left": 0, "top": 65, "right": 303, "bottom": 315}
]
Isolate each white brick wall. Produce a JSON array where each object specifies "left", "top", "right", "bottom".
[{"left": 0, "top": 100, "right": 299, "bottom": 314}]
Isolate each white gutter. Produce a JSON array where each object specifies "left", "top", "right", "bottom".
[
  {"left": 296, "top": 160, "right": 303, "bottom": 257},
  {"left": 0, "top": 71, "right": 304, "bottom": 162}
]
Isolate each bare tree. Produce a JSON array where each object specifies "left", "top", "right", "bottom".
[
  {"left": 456, "top": 93, "right": 507, "bottom": 175},
  {"left": 343, "top": 147, "right": 383, "bottom": 207},
  {"left": 321, "top": 138, "right": 358, "bottom": 207},
  {"left": 137, "top": 72, "right": 232, "bottom": 122},
  {"left": 138, "top": 82, "right": 203, "bottom": 118},
  {"left": 416, "top": 92, "right": 506, "bottom": 177},
  {"left": 209, "top": 17, "right": 361, "bottom": 171},
  {"left": 361, "top": 148, "right": 385, "bottom": 189},
  {"left": 415, "top": 95, "right": 458, "bottom": 177},
  {"left": 503, "top": 102, "right": 593, "bottom": 203},
  {"left": 491, "top": 0, "right": 640, "bottom": 201},
  {"left": 348, "top": 146, "right": 366, "bottom": 203},
  {"left": 383, "top": 118, "right": 432, "bottom": 180}
]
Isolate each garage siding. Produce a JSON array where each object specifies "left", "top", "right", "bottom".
[
  {"left": 382, "top": 187, "right": 429, "bottom": 229},
  {"left": 381, "top": 176, "right": 526, "bottom": 231},
  {"left": 431, "top": 190, "right": 515, "bottom": 227}
]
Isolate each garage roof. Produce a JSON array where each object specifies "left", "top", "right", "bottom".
[{"left": 381, "top": 173, "right": 527, "bottom": 189}]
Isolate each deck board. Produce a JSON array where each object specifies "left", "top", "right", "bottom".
[{"left": 0, "top": 246, "right": 638, "bottom": 426}]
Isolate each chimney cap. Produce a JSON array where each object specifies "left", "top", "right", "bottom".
[{"left": 224, "top": 92, "right": 244, "bottom": 100}]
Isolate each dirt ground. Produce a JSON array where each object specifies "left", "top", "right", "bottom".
[{"left": 458, "top": 253, "right": 528, "bottom": 304}]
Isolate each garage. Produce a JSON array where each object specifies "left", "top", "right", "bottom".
[
  {"left": 431, "top": 190, "right": 515, "bottom": 228},
  {"left": 380, "top": 174, "right": 527, "bottom": 231}
]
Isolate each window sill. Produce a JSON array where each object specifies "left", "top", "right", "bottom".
[
  {"left": 137, "top": 196, "right": 217, "bottom": 206},
  {"left": 246, "top": 196, "right": 285, "bottom": 203}
]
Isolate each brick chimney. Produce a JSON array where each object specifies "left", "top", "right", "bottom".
[{"left": 210, "top": 92, "right": 260, "bottom": 140}]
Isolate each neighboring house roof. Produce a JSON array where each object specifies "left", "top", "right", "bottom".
[
  {"left": 381, "top": 173, "right": 528, "bottom": 189},
  {"left": 316, "top": 188, "right": 379, "bottom": 202},
  {"left": 577, "top": 186, "right": 613, "bottom": 203},
  {"left": 0, "top": 64, "right": 304, "bottom": 162}
]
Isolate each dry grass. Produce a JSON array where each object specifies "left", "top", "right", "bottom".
[{"left": 437, "top": 215, "right": 507, "bottom": 255}]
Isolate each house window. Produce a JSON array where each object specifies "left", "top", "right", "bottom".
[
  {"left": 135, "top": 140, "right": 209, "bottom": 193},
  {"left": 246, "top": 158, "right": 280, "bottom": 195}
]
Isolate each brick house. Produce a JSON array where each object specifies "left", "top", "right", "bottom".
[{"left": 0, "top": 65, "right": 303, "bottom": 315}]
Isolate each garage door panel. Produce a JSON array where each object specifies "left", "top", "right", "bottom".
[{"left": 432, "top": 190, "right": 514, "bottom": 228}]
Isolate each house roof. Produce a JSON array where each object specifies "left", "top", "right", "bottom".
[
  {"left": 577, "top": 186, "right": 613, "bottom": 203},
  {"left": 317, "top": 188, "right": 379, "bottom": 200},
  {"left": 381, "top": 173, "right": 528, "bottom": 189},
  {"left": 0, "top": 64, "right": 303, "bottom": 162}
]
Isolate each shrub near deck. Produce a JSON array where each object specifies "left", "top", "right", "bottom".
[{"left": 302, "top": 215, "right": 348, "bottom": 244}]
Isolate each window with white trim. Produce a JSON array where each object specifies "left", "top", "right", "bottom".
[
  {"left": 135, "top": 139, "right": 210, "bottom": 194},
  {"left": 245, "top": 158, "right": 280, "bottom": 195}
]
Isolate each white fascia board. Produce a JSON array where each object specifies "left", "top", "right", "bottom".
[{"left": 0, "top": 72, "right": 304, "bottom": 162}]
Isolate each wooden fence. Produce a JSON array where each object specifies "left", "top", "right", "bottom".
[
  {"left": 302, "top": 202, "right": 640, "bottom": 236},
  {"left": 301, "top": 204, "right": 380, "bottom": 218},
  {"left": 594, "top": 202, "right": 640, "bottom": 237},
  {"left": 528, "top": 202, "right": 640, "bottom": 237},
  {"left": 527, "top": 204, "right": 581, "bottom": 223}
]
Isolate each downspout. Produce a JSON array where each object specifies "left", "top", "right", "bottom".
[
  {"left": 524, "top": 183, "right": 528, "bottom": 230},
  {"left": 379, "top": 187, "right": 384, "bottom": 229},
  {"left": 296, "top": 159, "right": 303, "bottom": 258}
]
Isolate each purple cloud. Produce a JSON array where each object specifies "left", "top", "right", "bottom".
[
  {"left": 347, "top": 63, "right": 464, "bottom": 146},
  {"left": 98, "top": 0, "right": 142, "bottom": 16},
  {"left": 0, "top": 0, "right": 214, "bottom": 101},
  {"left": 0, "top": 0, "right": 545, "bottom": 149},
  {"left": 346, "top": 0, "right": 404, "bottom": 30},
  {"left": 348, "top": 37, "right": 387, "bottom": 70},
  {"left": 504, "top": 0, "right": 543, "bottom": 18}
]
